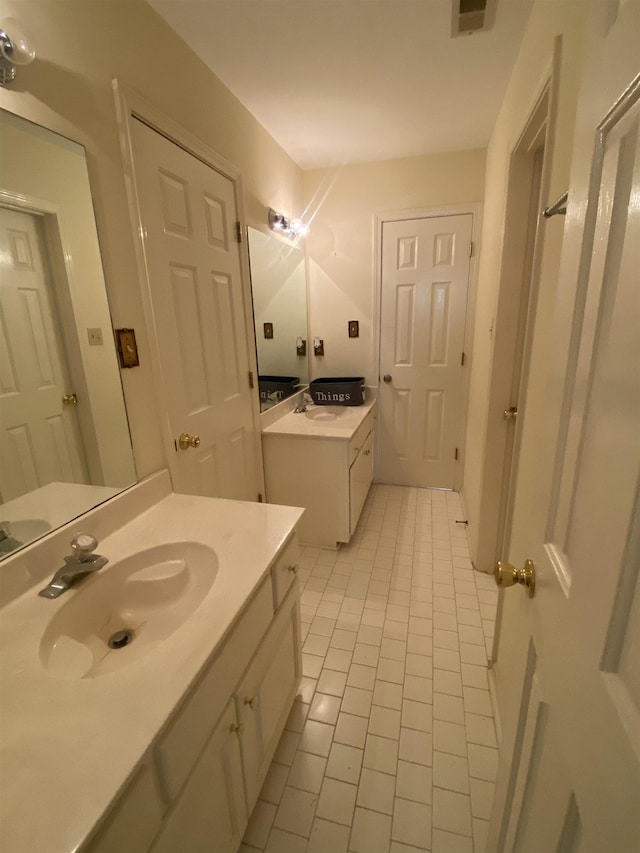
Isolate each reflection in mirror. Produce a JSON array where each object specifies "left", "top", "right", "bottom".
[
  {"left": 0, "top": 110, "right": 136, "bottom": 559},
  {"left": 247, "top": 227, "right": 308, "bottom": 411}
]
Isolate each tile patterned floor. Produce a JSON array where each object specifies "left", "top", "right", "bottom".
[{"left": 241, "top": 484, "right": 499, "bottom": 853}]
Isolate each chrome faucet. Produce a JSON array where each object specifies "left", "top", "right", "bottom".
[
  {"left": 38, "top": 533, "right": 108, "bottom": 599},
  {"left": 293, "top": 392, "right": 313, "bottom": 413}
]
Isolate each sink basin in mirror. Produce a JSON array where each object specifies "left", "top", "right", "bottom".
[
  {"left": 304, "top": 406, "right": 348, "bottom": 422},
  {"left": 39, "top": 542, "right": 218, "bottom": 680}
]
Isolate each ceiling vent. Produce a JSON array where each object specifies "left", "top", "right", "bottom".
[{"left": 451, "top": 0, "right": 497, "bottom": 37}]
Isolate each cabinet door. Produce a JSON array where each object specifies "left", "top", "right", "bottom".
[
  {"left": 151, "top": 700, "right": 247, "bottom": 853},
  {"left": 349, "top": 429, "right": 373, "bottom": 535},
  {"left": 236, "top": 585, "right": 301, "bottom": 810}
]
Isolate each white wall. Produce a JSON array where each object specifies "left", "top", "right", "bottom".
[
  {"left": 461, "top": 0, "right": 589, "bottom": 568},
  {"left": 0, "top": 0, "right": 303, "bottom": 480},
  {"left": 303, "top": 149, "right": 486, "bottom": 383}
]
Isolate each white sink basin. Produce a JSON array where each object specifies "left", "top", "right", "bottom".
[
  {"left": 39, "top": 542, "right": 218, "bottom": 679},
  {"left": 304, "top": 406, "right": 348, "bottom": 422}
]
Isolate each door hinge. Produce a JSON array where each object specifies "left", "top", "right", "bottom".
[
  {"left": 454, "top": 447, "right": 459, "bottom": 461},
  {"left": 235, "top": 221, "right": 243, "bottom": 243},
  {"left": 257, "top": 493, "right": 264, "bottom": 503},
  {"left": 461, "top": 352, "right": 466, "bottom": 366},
  {"left": 248, "top": 370, "right": 254, "bottom": 389},
  {"left": 469, "top": 241, "right": 474, "bottom": 257}
]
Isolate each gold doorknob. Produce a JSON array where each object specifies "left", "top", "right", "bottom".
[
  {"left": 62, "top": 394, "right": 78, "bottom": 406},
  {"left": 495, "top": 559, "right": 536, "bottom": 598},
  {"left": 503, "top": 406, "right": 518, "bottom": 421},
  {"left": 178, "top": 433, "right": 201, "bottom": 450}
]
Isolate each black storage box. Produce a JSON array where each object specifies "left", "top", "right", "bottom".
[
  {"left": 309, "top": 377, "right": 365, "bottom": 406},
  {"left": 258, "top": 375, "right": 299, "bottom": 402}
]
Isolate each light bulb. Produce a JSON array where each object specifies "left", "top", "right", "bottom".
[
  {"left": 0, "top": 20, "right": 35, "bottom": 64},
  {"left": 290, "top": 219, "right": 309, "bottom": 238}
]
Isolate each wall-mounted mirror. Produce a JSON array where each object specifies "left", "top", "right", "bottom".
[
  {"left": 0, "top": 109, "right": 136, "bottom": 560},
  {"left": 247, "top": 227, "right": 308, "bottom": 411}
]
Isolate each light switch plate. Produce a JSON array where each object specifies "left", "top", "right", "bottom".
[{"left": 348, "top": 320, "right": 359, "bottom": 338}]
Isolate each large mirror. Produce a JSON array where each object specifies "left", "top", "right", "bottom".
[
  {"left": 0, "top": 110, "right": 136, "bottom": 559},
  {"left": 247, "top": 227, "right": 308, "bottom": 411}
]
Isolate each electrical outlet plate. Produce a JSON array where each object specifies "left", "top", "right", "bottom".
[{"left": 87, "top": 327, "right": 103, "bottom": 346}]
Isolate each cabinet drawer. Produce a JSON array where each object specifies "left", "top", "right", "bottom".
[
  {"left": 348, "top": 412, "right": 373, "bottom": 466},
  {"left": 271, "top": 532, "right": 300, "bottom": 609},
  {"left": 154, "top": 576, "right": 273, "bottom": 801}
]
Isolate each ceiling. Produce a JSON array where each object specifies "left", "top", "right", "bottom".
[{"left": 149, "top": 0, "right": 533, "bottom": 170}]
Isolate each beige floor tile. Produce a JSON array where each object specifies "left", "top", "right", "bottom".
[
  {"left": 465, "top": 712, "right": 497, "bottom": 748},
  {"left": 273, "top": 786, "right": 317, "bottom": 837},
  {"left": 352, "top": 641, "right": 381, "bottom": 667},
  {"left": 363, "top": 733, "right": 399, "bottom": 775},
  {"left": 298, "top": 719, "right": 334, "bottom": 757},
  {"left": 399, "top": 727, "right": 433, "bottom": 766},
  {"left": 396, "top": 760, "right": 433, "bottom": 804},
  {"left": 341, "top": 686, "right": 373, "bottom": 718},
  {"left": 264, "top": 827, "right": 308, "bottom": 853},
  {"left": 350, "top": 807, "right": 393, "bottom": 853},
  {"left": 433, "top": 750, "right": 470, "bottom": 794},
  {"left": 392, "top": 797, "right": 432, "bottom": 847},
  {"left": 433, "top": 692, "right": 465, "bottom": 726},
  {"left": 405, "top": 652, "right": 432, "bottom": 678},
  {"left": 259, "top": 761, "right": 290, "bottom": 805},
  {"left": 325, "top": 741, "right": 363, "bottom": 784},
  {"left": 470, "top": 777, "right": 495, "bottom": 820},
  {"left": 315, "top": 777, "right": 357, "bottom": 826},
  {"left": 335, "top": 711, "right": 368, "bottom": 748},
  {"left": 433, "top": 719, "right": 467, "bottom": 757},
  {"left": 377, "top": 657, "right": 405, "bottom": 684},
  {"left": 401, "top": 698, "right": 433, "bottom": 733},
  {"left": 467, "top": 743, "right": 499, "bottom": 782},
  {"left": 308, "top": 692, "right": 341, "bottom": 725},
  {"left": 432, "top": 787, "right": 472, "bottom": 837},
  {"left": 357, "top": 766, "right": 396, "bottom": 814},
  {"left": 432, "top": 828, "right": 473, "bottom": 853},
  {"left": 316, "top": 668, "right": 347, "bottom": 697},
  {"left": 307, "top": 817, "right": 350, "bottom": 853},
  {"left": 287, "top": 750, "right": 327, "bottom": 794},
  {"left": 369, "top": 705, "right": 402, "bottom": 740},
  {"left": 347, "top": 663, "right": 377, "bottom": 690}
]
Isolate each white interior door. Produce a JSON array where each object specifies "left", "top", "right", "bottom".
[
  {"left": 0, "top": 207, "right": 88, "bottom": 501},
  {"left": 378, "top": 214, "right": 472, "bottom": 489},
  {"left": 488, "top": 6, "right": 640, "bottom": 851},
  {"left": 130, "top": 119, "right": 259, "bottom": 501}
]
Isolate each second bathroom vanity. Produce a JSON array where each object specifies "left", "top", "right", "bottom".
[{"left": 262, "top": 400, "right": 376, "bottom": 549}]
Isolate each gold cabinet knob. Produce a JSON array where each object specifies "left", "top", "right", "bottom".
[
  {"left": 495, "top": 559, "right": 535, "bottom": 598},
  {"left": 62, "top": 393, "right": 78, "bottom": 406},
  {"left": 230, "top": 722, "right": 244, "bottom": 735},
  {"left": 178, "top": 432, "right": 201, "bottom": 450},
  {"left": 244, "top": 696, "right": 257, "bottom": 710},
  {"left": 363, "top": 449, "right": 371, "bottom": 455},
  {"left": 503, "top": 406, "right": 518, "bottom": 421},
  {"left": 287, "top": 564, "right": 298, "bottom": 574}
]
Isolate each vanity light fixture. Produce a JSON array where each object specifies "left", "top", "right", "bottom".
[
  {"left": 268, "top": 208, "right": 309, "bottom": 239},
  {"left": 0, "top": 20, "right": 36, "bottom": 86}
]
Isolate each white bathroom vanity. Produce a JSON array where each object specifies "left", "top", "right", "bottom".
[
  {"left": 262, "top": 400, "right": 376, "bottom": 549},
  {"left": 0, "top": 471, "right": 303, "bottom": 853}
]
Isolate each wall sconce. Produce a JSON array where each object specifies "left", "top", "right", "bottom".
[
  {"left": 268, "top": 208, "right": 309, "bottom": 239},
  {"left": 0, "top": 20, "right": 35, "bottom": 86}
]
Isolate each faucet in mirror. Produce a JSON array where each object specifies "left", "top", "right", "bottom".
[
  {"left": 0, "top": 109, "right": 136, "bottom": 559},
  {"left": 247, "top": 226, "right": 309, "bottom": 411}
]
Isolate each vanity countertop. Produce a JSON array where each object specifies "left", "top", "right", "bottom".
[
  {"left": 262, "top": 398, "right": 376, "bottom": 440},
  {"left": 0, "top": 479, "right": 303, "bottom": 853}
]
